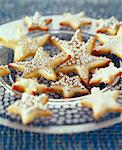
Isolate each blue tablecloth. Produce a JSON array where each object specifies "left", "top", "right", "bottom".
[
  {"left": 0, "top": 124, "right": 122, "bottom": 150},
  {"left": 0, "top": 0, "right": 122, "bottom": 149}
]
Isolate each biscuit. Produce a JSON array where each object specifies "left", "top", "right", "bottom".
[
  {"left": 80, "top": 87, "right": 122, "bottom": 120},
  {"left": 96, "top": 16, "right": 120, "bottom": 35},
  {"left": 95, "top": 26, "right": 122, "bottom": 59},
  {"left": 9, "top": 47, "right": 70, "bottom": 81},
  {"left": 59, "top": 12, "right": 91, "bottom": 30},
  {"left": 56, "top": 36, "right": 111, "bottom": 85},
  {"left": 0, "top": 27, "right": 49, "bottom": 62},
  {"left": 50, "top": 29, "right": 83, "bottom": 56},
  {"left": 89, "top": 62, "right": 122, "bottom": 85},
  {"left": 7, "top": 93, "right": 52, "bottom": 124},
  {"left": 12, "top": 78, "right": 49, "bottom": 95},
  {"left": 50, "top": 73, "right": 89, "bottom": 98},
  {"left": 23, "top": 11, "right": 52, "bottom": 32},
  {"left": 0, "top": 65, "right": 10, "bottom": 76}
]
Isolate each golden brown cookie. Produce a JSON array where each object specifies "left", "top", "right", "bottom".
[
  {"left": 12, "top": 78, "right": 49, "bottom": 95},
  {"left": 89, "top": 62, "right": 122, "bottom": 86},
  {"left": 80, "top": 87, "right": 122, "bottom": 120},
  {"left": 59, "top": 12, "right": 91, "bottom": 30},
  {"left": 23, "top": 11, "right": 52, "bottom": 32},
  {"left": 95, "top": 26, "right": 122, "bottom": 59},
  {"left": 7, "top": 93, "right": 52, "bottom": 124},
  {"left": 56, "top": 36, "right": 111, "bottom": 85},
  {"left": 0, "top": 65, "right": 10, "bottom": 76},
  {"left": 96, "top": 16, "right": 120, "bottom": 35},
  {"left": 50, "top": 73, "right": 89, "bottom": 98},
  {"left": 0, "top": 27, "right": 49, "bottom": 62},
  {"left": 9, "top": 47, "right": 70, "bottom": 80},
  {"left": 50, "top": 29, "right": 83, "bottom": 56}
]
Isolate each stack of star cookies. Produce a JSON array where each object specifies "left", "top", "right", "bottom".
[{"left": 0, "top": 11, "right": 122, "bottom": 124}]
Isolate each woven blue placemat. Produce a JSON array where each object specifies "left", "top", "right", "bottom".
[
  {"left": 0, "top": 0, "right": 122, "bottom": 149},
  {"left": 0, "top": 124, "right": 122, "bottom": 150}
]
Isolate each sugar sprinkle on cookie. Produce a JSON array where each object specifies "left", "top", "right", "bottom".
[
  {"left": 23, "top": 11, "right": 52, "bottom": 32},
  {"left": 50, "top": 73, "right": 89, "bottom": 98},
  {"left": 9, "top": 47, "right": 70, "bottom": 80},
  {"left": 7, "top": 93, "right": 52, "bottom": 124}
]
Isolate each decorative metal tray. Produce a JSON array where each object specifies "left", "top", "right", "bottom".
[{"left": 0, "top": 15, "right": 122, "bottom": 134}]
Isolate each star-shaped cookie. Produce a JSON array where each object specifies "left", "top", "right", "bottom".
[
  {"left": 50, "top": 29, "right": 83, "bottom": 56},
  {"left": 95, "top": 26, "right": 122, "bottom": 59},
  {"left": 12, "top": 78, "right": 49, "bottom": 95},
  {"left": 89, "top": 62, "right": 122, "bottom": 86},
  {"left": 23, "top": 11, "right": 52, "bottom": 32},
  {"left": 56, "top": 36, "right": 111, "bottom": 85},
  {"left": 80, "top": 87, "right": 122, "bottom": 120},
  {"left": 0, "top": 65, "right": 10, "bottom": 76},
  {"left": 0, "top": 27, "right": 49, "bottom": 62},
  {"left": 9, "top": 47, "right": 70, "bottom": 80},
  {"left": 96, "top": 16, "right": 120, "bottom": 35},
  {"left": 59, "top": 12, "right": 91, "bottom": 30},
  {"left": 7, "top": 93, "right": 52, "bottom": 124},
  {"left": 50, "top": 74, "right": 89, "bottom": 98}
]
